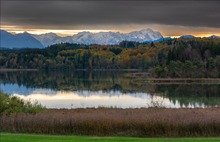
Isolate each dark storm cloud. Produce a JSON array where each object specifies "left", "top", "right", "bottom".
[{"left": 1, "top": 0, "right": 220, "bottom": 29}]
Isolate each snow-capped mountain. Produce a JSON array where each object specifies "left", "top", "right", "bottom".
[
  {"left": 180, "top": 35, "right": 195, "bottom": 39},
  {"left": 71, "top": 28, "right": 163, "bottom": 45},
  {"left": 71, "top": 31, "right": 125, "bottom": 45},
  {"left": 33, "top": 28, "right": 163, "bottom": 46},
  {"left": 0, "top": 30, "right": 44, "bottom": 48},
  {"left": 209, "top": 35, "right": 220, "bottom": 39},
  {"left": 125, "top": 28, "right": 163, "bottom": 42},
  {"left": 32, "top": 33, "right": 60, "bottom": 47}
]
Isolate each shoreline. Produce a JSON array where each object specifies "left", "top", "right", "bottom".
[
  {"left": 0, "top": 68, "right": 39, "bottom": 72},
  {"left": 0, "top": 68, "right": 219, "bottom": 83},
  {"left": 139, "top": 78, "right": 220, "bottom": 84}
]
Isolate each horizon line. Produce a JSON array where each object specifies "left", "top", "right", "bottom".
[{"left": 1, "top": 28, "right": 220, "bottom": 38}]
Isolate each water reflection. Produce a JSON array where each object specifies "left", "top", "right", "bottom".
[
  {"left": 0, "top": 70, "right": 219, "bottom": 108},
  {"left": 0, "top": 84, "right": 180, "bottom": 108}
]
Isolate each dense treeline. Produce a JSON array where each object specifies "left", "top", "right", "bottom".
[
  {"left": 0, "top": 38, "right": 220, "bottom": 77},
  {"left": 154, "top": 38, "right": 220, "bottom": 78}
]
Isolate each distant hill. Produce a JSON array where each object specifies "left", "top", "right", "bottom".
[
  {"left": 0, "top": 30, "right": 44, "bottom": 48},
  {"left": 209, "top": 35, "right": 220, "bottom": 39}
]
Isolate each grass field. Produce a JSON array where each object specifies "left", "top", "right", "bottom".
[{"left": 1, "top": 133, "right": 220, "bottom": 142}]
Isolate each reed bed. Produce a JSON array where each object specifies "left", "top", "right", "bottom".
[{"left": 1, "top": 108, "right": 220, "bottom": 137}]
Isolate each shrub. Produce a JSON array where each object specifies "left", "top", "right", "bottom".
[{"left": 0, "top": 90, "right": 45, "bottom": 115}]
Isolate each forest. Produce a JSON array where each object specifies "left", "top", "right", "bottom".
[{"left": 0, "top": 38, "right": 220, "bottom": 78}]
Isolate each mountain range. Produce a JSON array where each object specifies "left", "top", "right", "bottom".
[
  {"left": 0, "top": 29, "right": 219, "bottom": 48},
  {"left": 32, "top": 28, "right": 163, "bottom": 47},
  {"left": 0, "top": 28, "right": 163, "bottom": 48},
  {"left": 0, "top": 30, "right": 44, "bottom": 48}
]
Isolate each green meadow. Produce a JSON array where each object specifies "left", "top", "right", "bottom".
[{"left": 1, "top": 133, "right": 220, "bottom": 142}]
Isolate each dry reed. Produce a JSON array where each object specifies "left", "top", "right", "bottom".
[{"left": 1, "top": 108, "right": 220, "bottom": 137}]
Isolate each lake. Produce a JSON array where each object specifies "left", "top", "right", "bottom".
[{"left": 0, "top": 70, "right": 220, "bottom": 108}]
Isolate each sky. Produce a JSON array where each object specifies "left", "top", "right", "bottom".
[{"left": 1, "top": 0, "right": 220, "bottom": 37}]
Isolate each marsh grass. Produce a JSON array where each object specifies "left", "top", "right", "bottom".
[{"left": 1, "top": 108, "right": 220, "bottom": 137}]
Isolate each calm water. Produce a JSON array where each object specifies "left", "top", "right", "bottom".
[{"left": 0, "top": 70, "right": 220, "bottom": 108}]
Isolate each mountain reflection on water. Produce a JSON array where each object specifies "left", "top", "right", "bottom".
[{"left": 0, "top": 70, "right": 220, "bottom": 108}]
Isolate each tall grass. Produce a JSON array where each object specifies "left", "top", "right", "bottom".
[{"left": 1, "top": 108, "right": 220, "bottom": 137}]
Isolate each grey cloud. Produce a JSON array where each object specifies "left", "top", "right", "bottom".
[{"left": 1, "top": 0, "right": 220, "bottom": 29}]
